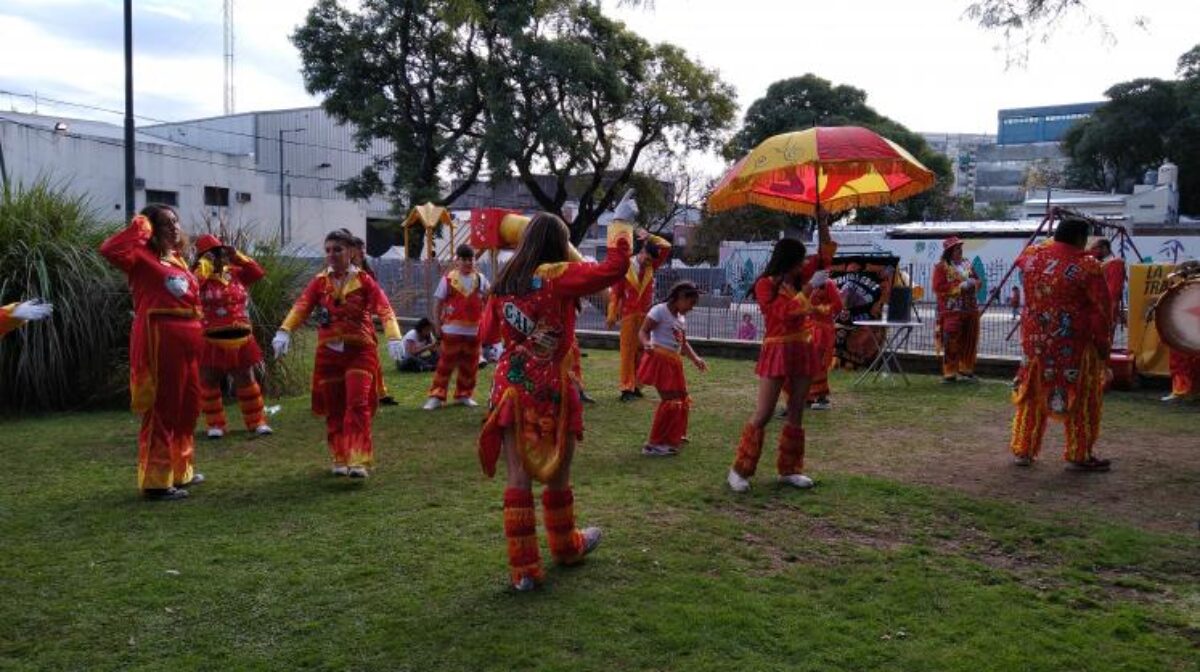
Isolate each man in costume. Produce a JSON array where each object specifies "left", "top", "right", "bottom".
[
  {"left": 932, "top": 237, "right": 982, "bottom": 383},
  {"left": 0, "top": 300, "right": 53, "bottom": 337},
  {"left": 1088, "top": 237, "right": 1126, "bottom": 338},
  {"left": 1010, "top": 217, "right": 1114, "bottom": 472},
  {"left": 193, "top": 235, "right": 272, "bottom": 438},
  {"left": 424, "top": 244, "right": 489, "bottom": 410},
  {"left": 607, "top": 228, "right": 671, "bottom": 401}
]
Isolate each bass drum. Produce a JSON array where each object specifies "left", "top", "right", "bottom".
[{"left": 1153, "top": 262, "right": 1200, "bottom": 355}]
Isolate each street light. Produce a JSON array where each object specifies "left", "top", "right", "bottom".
[{"left": 278, "top": 127, "right": 305, "bottom": 244}]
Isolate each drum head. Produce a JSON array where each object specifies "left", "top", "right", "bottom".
[{"left": 1155, "top": 280, "right": 1200, "bottom": 355}]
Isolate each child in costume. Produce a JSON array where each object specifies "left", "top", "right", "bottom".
[
  {"left": 478, "top": 201, "right": 639, "bottom": 592},
  {"left": 0, "top": 300, "right": 53, "bottom": 337},
  {"left": 272, "top": 229, "right": 404, "bottom": 478},
  {"left": 728, "top": 237, "right": 830, "bottom": 493},
  {"left": 804, "top": 278, "right": 844, "bottom": 411},
  {"left": 424, "top": 244, "right": 489, "bottom": 410},
  {"left": 192, "top": 234, "right": 272, "bottom": 439},
  {"left": 99, "top": 205, "right": 204, "bottom": 501},
  {"left": 637, "top": 281, "right": 707, "bottom": 456},
  {"left": 932, "top": 237, "right": 982, "bottom": 383}
]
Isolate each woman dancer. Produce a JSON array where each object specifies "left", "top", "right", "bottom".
[
  {"left": 192, "top": 234, "right": 272, "bottom": 438},
  {"left": 99, "top": 204, "right": 204, "bottom": 501},
  {"left": 272, "top": 229, "right": 403, "bottom": 478},
  {"left": 478, "top": 212, "right": 640, "bottom": 591},
  {"left": 728, "top": 238, "right": 829, "bottom": 493}
]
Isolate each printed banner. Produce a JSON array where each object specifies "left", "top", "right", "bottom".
[
  {"left": 1127, "top": 263, "right": 1173, "bottom": 377},
  {"left": 831, "top": 254, "right": 899, "bottom": 368}
]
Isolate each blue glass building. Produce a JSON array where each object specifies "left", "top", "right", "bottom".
[{"left": 997, "top": 102, "right": 1104, "bottom": 145}]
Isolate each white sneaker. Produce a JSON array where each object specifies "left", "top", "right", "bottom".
[
  {"left": 580, "top": 526, "right": 602, "bottom": 556},
  {"left": 778, "top": 473, "right": 815, "bottom": 489},
  {"left": 331, "top": 465, "right": 349, "bottom": 476},
  {"left": 347, "top": 466, "right": 369, "bottom": 479},
  {"left": 1161, "top": 393, "right": 1184, "bottom": 403},
  {"left": 422, "top": 397, "right": 442, "bottom": 411},
  {"left": 512, "top": 576, "right": 538, "bottom": 592},
  {"left": 641, "top": 444, "right": 673, "bottom": 457},
  {"left": 810, "top": 398, "right": 832, "bottom": 411},
  {"left": 206, "top": 427, "right": 224, "bottom": 439},
  {"left": 254, "top": 424, "right": 274, "bottom": 436},
  {"left": 727, "top": 468, "right": 750, "bottom": 493},
  {"left": 457, "top": 397, "right": 479, "bottom": 408}
]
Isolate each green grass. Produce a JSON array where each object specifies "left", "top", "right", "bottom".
[{"left": 1, "top": 350, "right": 1197, "bottom": 671}]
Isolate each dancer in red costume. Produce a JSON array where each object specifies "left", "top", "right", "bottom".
[
  {"left": 1010, "top": 217, "right": 1114, "bottom": 471},
  {"left": 100, "top": 205, "right": 204, "bottom": 501},
  {"left": 804, "top": 279, "right": 844, "bottom": 411},
  {"left": 424, "top": 244, "right": 489, "bottom": 410},
  {"left": 273, "top": 230, "right": 403, "bottom": 478},
  {"left": 1088, "top": 238, "right": 1126, "bottom": 335},
  {"left": 192, "top": 235, "right": 273, "bottom": 439},
  {"left": 478, "top": 210, "right": 640, "bottom": 591},
  {"left": 728, "top": 238, "right": 830, "bottom": 493},
  {"left": 1163, "top": 348, "right": 1200, "bottom": 402},
  {"left": 0, "top": 300, "right": 53, "bottom": 337},
  {"left": 607, "top": 224, "right": 671, "bottom": 402},
  {"left": 932, "top": 237, "right": 981, "bottom": 383},
  {"left": 637, "top": 281, "right": 707, "bottom": 457}
]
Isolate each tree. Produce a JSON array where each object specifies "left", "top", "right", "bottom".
[
  {"left": 685, "top": 207, "right": 801, "bottom": 266},
  {"left": 964, "top": 1, "right": 1147, "bottom": 68},
  {"left": 722, "top": 74, "right": 953, "bottom": 224}
]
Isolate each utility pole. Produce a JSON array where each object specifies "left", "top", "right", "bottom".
[
  {"left": 278, "top": 127, "right": 304, "bottom": 244},
  {"left": 123, "top": 0, "right": 135, "bottom": 217},
  {"left": 223, "top": 0, "right": 235, "bottom": 115}
]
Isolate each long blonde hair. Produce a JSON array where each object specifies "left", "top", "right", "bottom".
[{"left": 493, "top": 213, "right": 570, "bottom": 296}]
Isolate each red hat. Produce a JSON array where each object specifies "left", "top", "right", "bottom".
[
  {"left": 942, "top": 236, "right": 964, "bottom": 252},
  {"left": 195, "top": 234, "right": 225, "bottom": 257}
]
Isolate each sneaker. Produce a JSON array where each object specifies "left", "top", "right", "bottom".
[
  {"left": 632, "top": 389, "right": 645, "bottom": 398},
  {"left": 456, "top": 397, "right": 479, "bottom": 408},
  {"left": 641, "top": 444, "right": 675, "bottom": 457},
  {"left": 179, "top": 473, "right": 206, "bottom": 488},
  {"left": 580, "top": 526, "right": 603, "bottom": 556},
  {"left": 680, "top": 436, "right": 690, "bottom": 444},
  {"left": 347, "top": 466, "right": 369, "bottom": 479},
  {"left": 379, "top": 395, "right": 400, "bottom": 406},
  {"left": 579, "top": 391, "right": 597, "bottom": 404},
  {"left": 478, "top": 358, "right": 490, "bottom": 371},
  {"left": 810, "top": 397, "right": 832, "bottom": 411},
  {"left": 619, "top": 391, "right": 638, "bottom": 402},
  {"left": 1066, "top": 456, "right": 1112, "bottom": 472},
  {"left": 143, "top": 487, "right": 189, "bottom": 501},
  {"left": 1013, "top": 455, "right": 1032, "bottom": 467},
  {"left": 331, "top": 464, "right": 350, "bottom": 477},
  {"left": 254, "top": 424, "right": 274, "bottom": 436},
  {"left": 778, "top": 473, "right": 815, "bottom": 489},
  {"left": 422, "top": 397, "right": 443, "bottom": 411},
  {"left": 727, "top": 468, "right": 751, "bottom": 493},
  {"left": 1161, "top": 393, "right": 1184, "bottom": 403},
  {"left": 206, "top": 427, "right": 224, "bottom": 439},
  {"left": 512, "top": 576, "right": 539, "bottom": 592},
  {"left": 776, "top": 407, "right": 788, "bottom": 419},
  {"left": 959, "top": 373, "right": 979, "bottom": 383}
]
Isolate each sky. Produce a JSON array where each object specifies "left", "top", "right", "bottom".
[{"left": 1, "top": 0, "right": 1196, "bottom": 166}]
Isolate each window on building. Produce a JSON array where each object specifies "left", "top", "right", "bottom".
[
  {"left": 145, "top": 189, "right": 178, "bottom": 207},
  {"left": 203, "top": 186, "right": 230, "bottom": 207}
]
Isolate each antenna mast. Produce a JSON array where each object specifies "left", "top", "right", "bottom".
[{"left": 223, "top": 0, "right": 235, "bottom": 115}]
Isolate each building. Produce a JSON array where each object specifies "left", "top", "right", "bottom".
[
  {"left": 1019, "top": 162, "right": 1181, "bottom": 228},
  {"left": 920, "top": 132, "right": 995, "bottom": 197}
]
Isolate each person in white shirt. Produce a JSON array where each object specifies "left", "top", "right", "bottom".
[
  {"left": 636, "top": 281, "right": 707, "bottom": 456},
  {"left": 424, "top": 245, "right": 490, "bottom": 409},
  {"left": 398, "top": 318, "right": 440, "bottom": 373}
]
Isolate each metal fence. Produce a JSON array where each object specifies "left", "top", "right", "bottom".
[{"left": 375, "top": 256, "right": 1128, "bottom": 360}]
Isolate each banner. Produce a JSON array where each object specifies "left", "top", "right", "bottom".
[
  {"left": 831, "top": 254, "right": 899, "bottom": 368},
  {"left": 1127, "top": 263, "right": 1173, "bottom": 377}
]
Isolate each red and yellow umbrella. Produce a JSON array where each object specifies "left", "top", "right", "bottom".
[{"left": 707, "top": 126, "right": 937, "bottom": 216}]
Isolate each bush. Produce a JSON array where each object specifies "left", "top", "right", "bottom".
[
  {"left": 244, "top": 243, "right": 313, "bottom": 397},
  {"left": 0, "top": 180, "right": 129, "bottom": 412}
]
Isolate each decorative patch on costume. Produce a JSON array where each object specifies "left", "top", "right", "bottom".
[
  {"left": 164, "top": 274, "right": 189, "bottom": 298},
  {"left": 314, "top": 306, "right": 332, "bottom": 328},
  {"left": 1049, "top": 387, "right": 1067, "bottom": 414},
  {"left": 506, "top": 354, "right": 536, "bottom": 393},
  {"left": 1064, "top": 368, "right": 1080, "bottom": 383},
  {"left": 503, "top": 302, "right": 536, "bottom": 337}
]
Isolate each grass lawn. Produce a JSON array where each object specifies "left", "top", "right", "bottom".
[{"left": 1, "top": 348, "right": 1198, "bottom": 671}]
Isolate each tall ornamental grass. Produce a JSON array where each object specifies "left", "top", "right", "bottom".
[{"left": 0, "top": 180, "right": 129, "bottom": 412}]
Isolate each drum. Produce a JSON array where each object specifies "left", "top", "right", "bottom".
[{"left": 1153, "top": 261, "right": 1200, "bottom": 355}]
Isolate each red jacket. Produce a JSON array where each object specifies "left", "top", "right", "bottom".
[
  {"left": 281, "top": 267, "right": 401, "bottom": 348},
  {"left": 608, "top": 234, "right": 671, "bottom": 321},
  {"left": 196, "top": 252, "right": 265, "bottom": 336},
  {"left": 932, "top": 260, "right": 979, "bottom": 316}
]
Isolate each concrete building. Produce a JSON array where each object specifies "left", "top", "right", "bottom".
[
  {"left": 1019, "top": 162, "right": 1181, "bottom": 228},
  {"left": 920, "top": 132, "right": 995, "bottom": 197}
]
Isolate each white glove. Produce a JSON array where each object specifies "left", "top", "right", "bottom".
[
  {"left": 271, "top": 330, "right": 291, "bottom": 359},
  {"left": 11, "top": 300, "right": 53, "bottom": 322},
  {"left": 810, "top": 270, "right": 829, "bottom": 288},
  {"left": 387, "top": 339, "right": 404, "bottom": 362},
  {"left": 613, "top": 189, "right": 638, "bottom": 222}
]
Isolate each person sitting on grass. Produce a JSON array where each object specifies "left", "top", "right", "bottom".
[
  {"left": 637, "top": 280, "right": 707, "bottom": 457},
  {"left": 397, "top": 317, "right": 440, "bottom": 373}
]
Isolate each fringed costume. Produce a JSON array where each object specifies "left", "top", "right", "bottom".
[
  {"left": 608, "top": 234, "right": 671, "bottom": 394},
  {"left": 932, "top": 258, "right": 981, "bottom": 379},
  {"left": 99, "top": 216, "right": 202, "bottom": 491},
  {"left": 805, "top": 281, "right": 844, "bottom": 403},
  {"left": 280, "top": 266, "right": 401, "bottom": 469},
  {"left": 480, "top": 236, "right": 631, "bottom": 587},
  {"left": 1010, "top": 241, "right": 1113, "bottom": 463}
]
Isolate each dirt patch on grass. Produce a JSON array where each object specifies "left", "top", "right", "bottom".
[{"left": 822, "top": 393, "right": 1200, "bottom": 535}]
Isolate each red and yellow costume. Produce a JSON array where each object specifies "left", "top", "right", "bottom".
[
  {"left": 1010, "top": 241, "right": 1113, "bottom": 462},
  {"left": 480, "top": 236, "right": 632, "bottom": 585},
  {"left": 194, "top": 249, "right": 268, "bottom": 432},
  {"left": 932, "top": 258, "right": 981, "bottom": 379},
  {"left": 99, "top": 216, "right": 202, "bottom": 491},
  {"left": 430, "top": 269, "right": 487, "bottom": 401},
  {"left": 1099, "top": 255, "right": 1126, "bottom": 331},
  {"left": 805, "top": 281, "right": 844, "bottom": 402},
  {"left": 637, "top": 304, "right": 691, "bottom": 449},
  {"left": 280, "top": 266, "right": 401, "bottom": 468},
  {"left": 1168, "top": 348, "right": 1200, "bottom": 398},
  {"left": 732, "top": 275, "right": 817, "bottom": 480},
  {"left": 608, "top": 234, "right": 671, "bottom": 393},
  {"left": 0, "top": 304, "right": 26, "bottom": 337}
]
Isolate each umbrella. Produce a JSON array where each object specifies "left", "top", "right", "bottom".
[{"left": 707, "top": 126, "right": 937, "bottom": 217}]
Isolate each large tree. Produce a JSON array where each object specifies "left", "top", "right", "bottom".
[{"left": 721, "top": 74, "right": 953, "bottom": 224}]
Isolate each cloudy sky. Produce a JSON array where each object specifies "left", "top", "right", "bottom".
[{"left": 0, "top": 1, "right": 1195, "bottom": 142}]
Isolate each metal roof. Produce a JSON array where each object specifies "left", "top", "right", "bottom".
[{"left": 0, "top": 111, "right": 186, "bottom": 147}]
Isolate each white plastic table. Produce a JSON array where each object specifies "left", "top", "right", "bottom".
[{"left": 850, "top": 320, "right": 922, "bottom": 386}]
